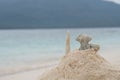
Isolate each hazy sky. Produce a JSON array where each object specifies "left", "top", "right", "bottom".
[{"left": 105, "top": 0, "right": 120, "bottom": 4}]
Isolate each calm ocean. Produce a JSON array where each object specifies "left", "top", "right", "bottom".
[{"left": 0, "top": 28, "right": 120, "bottom": 76}]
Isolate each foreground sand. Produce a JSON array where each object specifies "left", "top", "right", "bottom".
[
  {"left": 0, "top": 49, "right": 120, "bottom": 80},
  {"left": 0, "top": 64, "right": 56, "bottom": 80},
  {"left": 40, "top": 49, "right": 120, "bottom": 80}
]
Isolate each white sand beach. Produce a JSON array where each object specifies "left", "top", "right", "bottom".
[
  {"left": 0, "top": 63, "right": 57, "bottom": 80},
  {"left": 0, "top": 47, "right": 120, "bottom": 80}
]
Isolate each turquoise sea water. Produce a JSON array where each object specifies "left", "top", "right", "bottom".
[{"left": 0, "top": 28, "right": 120, "bottom": 76}]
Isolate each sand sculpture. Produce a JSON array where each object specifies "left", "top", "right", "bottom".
[
  {"left": 76, "top": 34, "right": 100, "bottom": 51},
  {"left": 65, "top": 31, "right": 70, "bottom": 54},
  {"left": 40, "top": 33, "right": 120, "bottom": 80}
]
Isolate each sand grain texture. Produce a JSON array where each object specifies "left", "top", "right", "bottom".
[{"left": 40, "top": 49, "right": 120, "bottom": 80}]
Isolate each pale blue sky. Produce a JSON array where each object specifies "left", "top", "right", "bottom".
[{"left": 105, "top": 0, "right": 120, "bottom": 4}]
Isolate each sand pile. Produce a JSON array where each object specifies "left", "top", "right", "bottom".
[
  {"left": 40, "top": 49, "right": 120, "bottom": 80},
  {"left": 40, "top": 34, "right": 120, "bottom": 80}
]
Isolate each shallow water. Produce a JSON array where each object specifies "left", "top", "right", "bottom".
[{"left": 0, "top": 28, "right": 120, "bottom": 76}]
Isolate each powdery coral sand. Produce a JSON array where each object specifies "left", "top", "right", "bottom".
[
  {"left": 40, "top": 49, "right": 120, "bottom": 80},
  {"left": 0, "top": 64, "right": 56, "bottom": 80}
]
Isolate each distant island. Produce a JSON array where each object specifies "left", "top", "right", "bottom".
[{"left": 0, "top": 0, "right": 120, "bottom": 29}]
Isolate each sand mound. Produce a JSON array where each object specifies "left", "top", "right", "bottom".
[{"left": 40, "top": 49, "right": 120, "bottom": 80}]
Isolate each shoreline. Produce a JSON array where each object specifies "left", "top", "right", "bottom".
[
  {"left": 0, "top": 61, "right": 57, "bottom": 80},
  {"left": 0, "top": 65, "right": 55, "bottom": 80},
  {"left": 0, "top": 27, "right": 120, "bottom": 30},
  {"left": 0, "top": 61, "right": 58, "bottom": 77}
]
